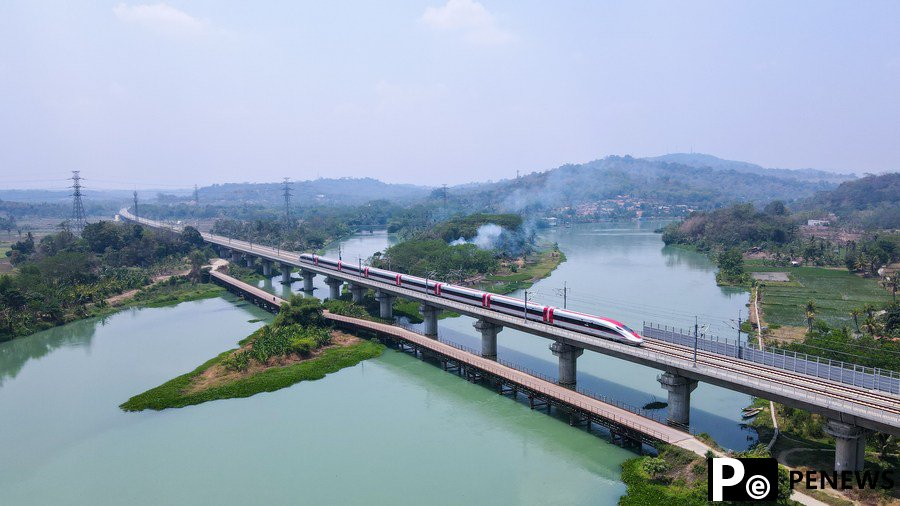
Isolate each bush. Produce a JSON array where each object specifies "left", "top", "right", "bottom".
[
  {"left": 274, "top": 296, "right": 325, "bottom": 328},
  {"left": 641, "top": 457, "right": 670, "bottom": 479},
  {"left": 222, "top": 350, "right": 251, "bottom": 372}
]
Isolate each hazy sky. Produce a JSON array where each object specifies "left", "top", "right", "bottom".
[{"left": 2, "top": 1, "right": 898, "bottom": 190}]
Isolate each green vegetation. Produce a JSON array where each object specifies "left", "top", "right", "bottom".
[
  {"left": 476, "top": 245, "right": 566, "bottom": 293},
  {"left": 663, "top": 202, "right": 797, "bottom": 252},
  {"left": 749, "top": 397, "right": 899, "bottom": 504},
  {"left": 802, "top": 173, "right": 900, "bottom": 229},
  {"left": 715, "top": 247, "right": 748, "bottom": 285},
  {"left": 427, "top": 213, "right": 523, "bottom": 243},
  {"left": 0, "top": 221, "right": 212, "bottom": 341},
  {"left": 620, "top": 444, "right": 795, "bottom": 506},
  {"left": 778, "top": 310, "right": 900, "bottom": 369},
  {"left": 373, "top": 240, "right": 498, "bottom": 279},
  {"left": 120, "top": 296, "right": 384, "bottom": 411},
  {"left": 120, "top": 340, "right": 383, "bottom": 411},
  {"left": 126, "top": 277, "right": 224, "bottom": 308},
  {"left": 749, "top": 264, "right": 892, "bottom": 328}
]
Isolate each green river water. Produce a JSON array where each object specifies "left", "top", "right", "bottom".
[{"left": 0, "top": 221, "right": 752, "bottom": 504}]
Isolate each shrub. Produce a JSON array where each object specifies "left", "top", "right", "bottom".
[
  {"left": 222, "top": 350, "right": 251, "bottom": 372},
  {"left": 641, "top": 457, "right": 670, "bottom": 479}
]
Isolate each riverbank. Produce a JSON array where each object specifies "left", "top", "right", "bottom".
[
  {"left": 1, "top": 275, "right": 224, "bottom": 343},
  {"left": 475, "top": 243, "right": 567, "bottom": 294}
]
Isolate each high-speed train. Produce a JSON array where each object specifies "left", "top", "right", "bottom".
[{"left": 299, "top": 253, "right": 643, "bottom": 346}]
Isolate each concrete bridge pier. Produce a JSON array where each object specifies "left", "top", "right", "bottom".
[
  {"left": 301, "top": 269, "right": 316, "bottom": 292},
  {"left": 231, "top": 250, "right": 241, "bottom": 263},
  {"left": 420, "top": 304, "right": 441, "bottom": 337},
  {"left": 349, "top": 283, "right": 366, "bottom": 304},
  {"left": 324, "top": 277, "right": 343, "bottom": 300},
  {"left": 262, "top": 260, "right": 272, "bottom": 277},
  {"left": 280, "top": 264, "right": 292, "bottom": 285},
  {"left": 550, "top": 341, "right": 584, "bottom": 388},
  {"left": 375, "top": 290, "right": 394, "bottom": 319},
  {"left": 244, "top": 255, "right": 254, "bottom": 268},
  {"left": 825, "top": 419, "right": 868, "bottom": 471},
  {"left": 474, "top": 319, "right": 502, "bottom": 359},
  {"left": 219, "top": 247, "right": 229, "bottom": 259},
  {"left": 658, "top": 372, "right": 698, "bottom": 428}
]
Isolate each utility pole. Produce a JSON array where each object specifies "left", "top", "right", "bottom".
[
  {"left": 737, "top": 310, "right": 742, "bottom": 341},
  {"left": 693, "top": 316, "right": 698, "bottom": 366},
  {"left": 70, "top": 171, "right": 86, "bottom": 235},
  {"left": 133, "top": 190, "right": 138, "bottom": 218},
  {"left": 282, "top": 177, "right": 293, "bottom": 223},
  {"left": 555, "top": 282, "right": 569, "bottom": 309},
  {"left": 523, "top": 291, "right": 529, "bottom": 321}
]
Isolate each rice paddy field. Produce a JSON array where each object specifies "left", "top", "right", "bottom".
[{"left": 745, "top": 261, "right": 892, "bottom": 328}]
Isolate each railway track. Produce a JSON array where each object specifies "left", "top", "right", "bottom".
[{"left": 645, "top": 338, "right": 900, "bottom": 415}]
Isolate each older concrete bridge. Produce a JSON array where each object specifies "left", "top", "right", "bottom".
[{"left": 122, "top": 209, "right": 900, "bottom": 472}]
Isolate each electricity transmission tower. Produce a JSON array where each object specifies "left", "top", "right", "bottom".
[
  {"left": 282, "top": 177, "right": 293, "bottom": 222},
  {"left": 133, "top": 190, "right": 139, "bottom": 218},
  {"left": 193, "top": 184, "right": 199, "bottom": 204},
  {"left": 70, "top": 171, "right": 87, "bottom": 234}
]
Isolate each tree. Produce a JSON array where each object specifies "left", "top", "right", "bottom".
[
  {"left": 82, "top": 221, "right": 124, "bottom": 254},
  {"left": 717, "top": 248, "right": 745, "bottom": 282},
  {"left": 804, "top": 300, "right": 817, "bottom": 332},
  {"left": 188, "top": 249, "right": 206, "bottom": 281},
  {"left": 273, "top": 295, "right": 325, "bottom": 328},
  {"left": 871, "top": 433, "right": 897, "bottom": 460},
  {"left": 850, "top": 307, "right": 862, "bottom": 333},
  {"left": 764, "top": 200, "right": 788, "bottom": 216},
  {"left": 181, "top": 226, "right": 205, "bottom": 249}
]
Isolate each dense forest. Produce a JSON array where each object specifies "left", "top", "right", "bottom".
[
  {"left": 449, "top": 155, "right": 847, "bottom": 216},
  {"left": 800, "top": 173, "right": 900, "bottom": 228},
  {"left": 0, "top": 222, "right": 209, "bottom": 340},
  {"left": 372, "top": 213, "right": 529, "bottom": 281},
  {"left": 662, "top": 202, "right": 900, "bottom": 275}
]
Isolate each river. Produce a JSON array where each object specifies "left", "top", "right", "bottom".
[{"left": 0, "top": 222, "right": 753, "bottom": 504}]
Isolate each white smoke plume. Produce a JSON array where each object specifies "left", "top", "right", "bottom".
[{"left": 450, "top": 223, "right": 504, "bottom": 249}]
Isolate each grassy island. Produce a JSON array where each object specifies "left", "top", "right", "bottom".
[{"left": 121, "top": 296, "right": 383, "bottom": 411}]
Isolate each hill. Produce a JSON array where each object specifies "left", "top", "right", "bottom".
[
  {"left": 646, "top": 153, "right": 855, "bottom": 184},
  {"left": 450, "top": 155, "right": 845, "bottom": 218},
  {"left": 802, "top": 173, "right": 900, "bottom": 228},
  {"left": 198, "top": 177, "right": 429, "bottom": 207}
]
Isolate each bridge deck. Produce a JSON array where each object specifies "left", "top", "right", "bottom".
[
  {"left": 125, "top": 210, "right": 900, "bottom": 436},
  {"left": 209, "top": 265, "right": 703, "bottom": 448}
]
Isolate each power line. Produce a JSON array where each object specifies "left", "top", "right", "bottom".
[
  {"left": 281, "top": 177, "right": 293, "bottom": 222},
  {"left": 70, "top": 171, "right": 86, "bottom": 235}
]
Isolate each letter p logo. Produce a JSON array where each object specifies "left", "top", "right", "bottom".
[
  {"left": 710, "top": 458, "right": 745, "bottom": 501},
  {"left": 708, "top": 457, "right": 778, "bottom": 501}
]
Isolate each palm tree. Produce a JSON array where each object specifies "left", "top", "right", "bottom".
[
  {"left": 863, "top": 315, "right": 881, "bottom": 336},
  {"left": 849, "top": 307, "right": 862, "bottom": 333},
  {"left": 863, "top": 303, "right": 877, "bottom": 319},
  {"left": 804, "top": 300, "right": 818, "bottom": 332}
]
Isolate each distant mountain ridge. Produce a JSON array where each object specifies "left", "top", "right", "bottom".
[
  {"left": 199, "top": 177, "right": 430, "bottom": 206},
  {"left": 450, "top": 154, "right": 848, "bottom": 214},
  {"left": 645, "top": 153, "right": 856, "bottom": 184}
]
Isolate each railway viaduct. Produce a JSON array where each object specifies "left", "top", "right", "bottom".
[{"left": 121, "top": 209, "right": 900, "bottom": 472}]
